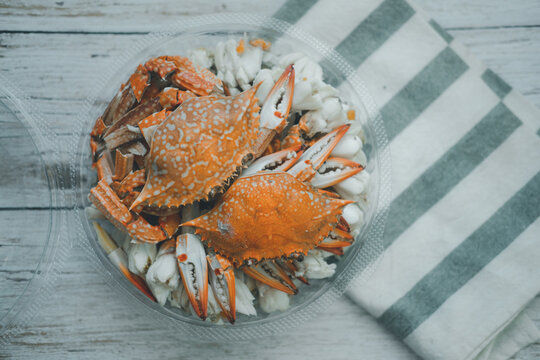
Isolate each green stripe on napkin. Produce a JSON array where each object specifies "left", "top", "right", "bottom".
[
  {"left": 428, "top": 19, "right": 453, "bottom": 43},
  {"left": 482, "top": 69, "right": 512, "bottom": 99}
]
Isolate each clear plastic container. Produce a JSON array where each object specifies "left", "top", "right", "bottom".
[
  {"left": 73, "top": 13, "right": 391, "bottom": 340},
  {"left": 0, "top": 74, "right": 68, "bottom": 345}
]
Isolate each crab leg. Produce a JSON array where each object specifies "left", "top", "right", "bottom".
[
  {"left": 93, "top": 222, "right": 156, "bottom": 301},
  {"left": 89, "top": 180, "right": 166, "bottom": 243},
  {"left": 318, "top": 247, "right": 344, "bottom": 256},
  {"left": 96, "top": 153, "right": 114, "bottom": 185},
  {"left": 253, "top": 65, "right": 295, "bottom": 157},
  {"left": 241, "top": 144, "right": 302, "bottom": 177},
  {"left": 101, "top": 64, "right": 150, "bottom": 127},
  {"left": 336, "top": 216, "right": 351, "bottom": 232},
  {"left": 277, "top": 259, "right": 309, "bottom": 285},
  {"left": 113, "top": 149, "right": 134, "bottom": 181},
  {"left": 91, "top": 116, "right": 107, "bottom": 138},
  {"left": 288, "top": 124, "right": 350, "bottom": 182},
  {"left": 101, "top": 84, "right": 137, "bottom": 126},
  {"left": 316, "top": 227, "right": 354, "bottom": 256},
  {"left": 159, "top": 213, "right": 181, "bottom": 238},
  {"left": 317, "top": 229, "right": 354, "bottom": 249},
  {"left": 116, "top": 169, "right": 146, "bottom": 196},
  {"left": 90, "top": 138, "right": 100, "bottom": 165},
  {"left": 103, "top": 97, "right": 162, "bottom": 150},
  {"left": 242, "top": 260, "right": 297, "bottom": 295},
  {"left": 138, "top": 109, "right": 170, "bottom": 146},
  {"left": 310, "top": 157, "right": 363, "bottom": 189},
  {"left": 281, "top": 124, "right": 304, "bottom": 149},
  {"left": 89, "top": 179, "right": 133, "bottom": 231},
  {"left": 176, "top": 205, "right": 209, "bottom": 320},
  {"left": 207, "top": 254, "right": 236, "bottom": 324}
]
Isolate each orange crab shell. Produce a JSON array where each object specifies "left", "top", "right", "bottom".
[
  {"left": 145, "top": 56, "right": 221, "bottom": 96},
  {"left": 131, "top": 85, "right": 261, "bottom": 210},
  {"left": 183, "top": 172, "right": 353, "bottom": 266},
  {"left": 129, "top": 65, "right": 150, "bottom": 102}
]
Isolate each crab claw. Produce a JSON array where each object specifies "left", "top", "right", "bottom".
[
  {"left": 176, "top": 233, "right": 208, "bottom": 320},
  {"left": 242, "top": 260, "right": 297, "bottom": 295},
  {"left": 207, "top": 254, "right": 236, "bottom": 324},
  {"left": 260, "top": 64, "right": 295, "bottom": 133},
  {"left": 288, "top": 124, "right": 350, "bottom": 181},
  {"left": 311, "top": 157, "right": 363, "bottom": 189},
  {"left": 242, "top": 144, "right": 302, "bottom": 177},
  {"left": 253, "top": 65, "right": 295, "bottom": 157}
]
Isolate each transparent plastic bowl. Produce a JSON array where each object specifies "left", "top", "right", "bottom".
[
  {"left": 73, "top": 13, "right": 391, "bottom": 340},
  {"left": 0, "top": 74, "right": 68, "bottom": 345}
]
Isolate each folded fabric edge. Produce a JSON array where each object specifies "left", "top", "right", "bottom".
[{"left": 472, "top": 298, "right": 540, "bottom": 360}]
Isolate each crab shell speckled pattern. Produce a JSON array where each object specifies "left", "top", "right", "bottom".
[
  {"left": 183, "top": 171, "right": 353, "bottom": 266},
  {"left": 131, "top": 85, "right": 261, "bottom": 209}
]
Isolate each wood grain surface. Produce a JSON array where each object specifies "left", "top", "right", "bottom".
[{"left": 1, "top": 1, "right": 539, "bottom": 359}]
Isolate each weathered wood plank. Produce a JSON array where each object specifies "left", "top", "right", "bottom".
[
  {"left": 0, "top": 0, "right": 285, "bottom": 33},
  {"left": 1, "top": 0, "right": 539, "bottom": 33},
  {"left": 415, "top": 0, "right": 540, "bottom": 28},
  {"left": 448, "top": 27, "right": 540, "bottom": 104}
]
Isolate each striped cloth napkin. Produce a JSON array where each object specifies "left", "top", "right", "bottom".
[{"left": 272, "top": 0, "right": 540, "bottom": 359}]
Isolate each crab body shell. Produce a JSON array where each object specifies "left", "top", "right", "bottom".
[
  {"left": 184, "top": 171, "right": 352, "bottom": 266},
  {"left": 132, "top": 86, "right": 261, "bottom": 209}
]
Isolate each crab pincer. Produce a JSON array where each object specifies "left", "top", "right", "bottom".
[
  {"left": 207, "top": 254, "right": 236, "bottom": 324},
  {"left": 311, "top": 157, "right": 364, "bottom": 189},
  {"left": 253, "top": 64, "right": 295, "bottom": 157},
  {"left": 241, "top": 144, "right": 302, "bottom": 177},
  {"left": 176, "top": 233, "right": 209, "bottom": 320},
  {"left": 288, "top": 124, "right": 351, "bottom": 182}
]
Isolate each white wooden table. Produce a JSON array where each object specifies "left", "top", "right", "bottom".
[{"left": 1, "top": 1, "right": 539, "bottom": 358}]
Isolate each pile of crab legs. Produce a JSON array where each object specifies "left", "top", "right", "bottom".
[{"left": 89, "top": 54, "right": 364, "bottom": 324}]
